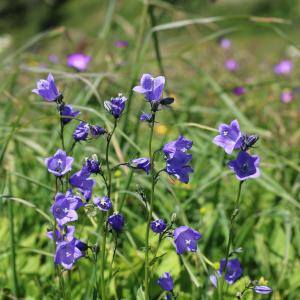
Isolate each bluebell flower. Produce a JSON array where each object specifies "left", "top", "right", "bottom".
[
  {"left": 60, "top": 105, "right": 80, "bottom": 125},
  {"left": 157, "top": 272, "right": 174, "bottom": 291},
  {"left": 173, "top": 226, "right": 202, "bottom": 255},
  {"left": 32, "top": 73, "right": 60, "bottom": 102},
  {"left": 150, "top": 219, "right": 166, "bottom": 233},
  {"left": 273, "top": 60, "right": 293, "bottom": 75},
  {"left": 90, "top": 125, "right": 106, "bottom": 137},
  {"left": 140, "top": 112, "right": 153, "bottom": 122},
  {"left": 73, "top": 122, "right": 90, "bottom": 141},
  {"left": 44, "top": 149, "right": 73, "bottom": 177},
  {"left": 47, "top": 225, "right": 75, "bottom": 243},
  {"left": 104, "top": 94, "right": 127, "bottom": 118},
  {"left": 228, "top": 151, "right": 260, "bottom": 180},
  {"left": 129, "top": 157, "right": 151, "bottom": 174},
  {"left": 67, "top": 53, "right": 91, "bottom": 71},
  {"left": 93, "top": 196, "right": 112, "bottom": 212},
  {"left": 108, "top": 213, "right": 125, "bottom": 231},
  {"left": 163, "top": 135, "right": 192, "bottom": 157},
  {"left": 254, "top": 286, "right": 272, "bottom": 294},
  {"left": 85, "top": 157, "right": 101, "bottom": 174}
]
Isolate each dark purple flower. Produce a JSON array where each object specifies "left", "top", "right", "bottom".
[
  {"left": 45, "top": 149, "right": 73, "bottom": 177},
  {"left": 273, "top": 60, "right": 293, "bottom": 75},
  {"left": 129, "top": 157, "right": 151, "bottom": 174},
  {"left": 69, "top": 167, "right": 96, "bottom": 200},
  {"left": 60, "top": 104, "right": 80, "bottom": 125},
  {"left": 163, "top": 135, "right": 192, "bottom": 157},
  {"left": 73, "top": 122, "right": 89, "bottom": 141},
  {"left": 108, "top": 213, "right": 125, "bottom": 231},
  {"left": 150, "top": 219, "right": 166, "bottom": 233},
  {"left": 32, "top": 73, "right": 60, "bottom": 102},
  {"left": 54, "top": 238, "right": 85, "bottom": 269},
  {"left": 166, "top": 151, "right": 193, "bottom": 184},
  {"left": 254, "top": 286, "right": 272, "bottom": 294},
  {"left": 93, "top": 196, "right": 112, "bottom": 212},
  {"left": 280, "top": 90, "right": 293, "bottom": 103},
  {"left": 104, "top": 94, "right": 127, "bottom": 118},
  {"left": 115, "top": 40, "right": 128, "bottom": 48},
  {"left": 173, "top": 226, "right": 202, "bottom": 255},
  {"left": 157, "top": 272, "right": 174, "bottom": 291},
  {"left": 85, "top": 157, "right": 101, "bottom": 174},
  {"left": 90, "top": 125, "right": 106, "bottom": 137},
  {"left": 213, "top": 120, "right": 242, "bottom": 154},
  {"left": 140, "top": 112, "right": 153, "bottom": 122},
  {"left": 228, "top": 151, "right": 260, "bottom": 180},
  {"left": 133, "top": 73, "right": 165, "bottom": 102},
  {"left": 67, "top": 53, "right": 91, "bottom": 71},
  {"left": 224, "top": 59, "right": 239, "bottom": 71},
  {"left": 50, "top": 193, "right": 80, "bottom": 226},
  {"left": 219, "top": 37, "right": 231, "bottom": 49},
  {"left": 233, "top": 86, "right": 245, "bottom": 96}
]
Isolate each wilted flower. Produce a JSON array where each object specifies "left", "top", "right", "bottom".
[
  {"left": 67, "top": 53, "right": 91, "bottom": 71},
  {"left": 150, "top": 219, "right": 166, "bottom": 233},
  {"left": 157, "top": 272, "right": 174, "bottom": 291},
  {"left": 90, "top": 125, "right": 106, "bottom": 137},
  {"left": 93, "top": 196, "right": 112, "bottom": 212},
  {"left": 73, "top": 122, "right": 90, "bottom": 141},
  {"left": 273, "top": 60, "right": 293, "bottom": 75},
  {"left": 32, "top": 73, "right": 61, "bottom": 102},
  {"left": 115, "top": 40, "right": 128, "bottom": 48},
  {"left": 166, "top": 151, "right": 193, "bottom": 184},
  {"left": 213, "top": 120, "right": 242, "bottom": 154},
  {"left": 129, "top": 157, "right": 151, "bottom": 174},
  {"left": 108, "top": 213, "right": 125, "bottom": 231},
  {"left": 133, "top": 73, "right": 165, "bottom": 102},
  {"left": 224, "top": 59, "right": 239, "bottom": 71},
  {"left": 280, "top": 90, "right": 293, "bottom": 103},
  {"left": 140, "top": 112, "right": 153, "bottom": 122},
  {"left": 228, "top": 151, "right": 260, "bottom": 180},
  {"left": 60, "top": 104, "right": 80, "bottom": 125},
  {"left": 254, "top": 286, "right": 272, "bottom": 294},
  {"left": 173, "top": 226, "right": 202, "bottom": 255},
  {"left": 163, "top": 135, "right": 192, "bottom": 157},
  {"left": 45, "top": 149, "right": 73, "bottom": 177},
  {"left": 233, "top": 86, "right": 245, "bottom": 96},
  {"left": 104, "top": 94, "right": 127, "bottom": 118}
]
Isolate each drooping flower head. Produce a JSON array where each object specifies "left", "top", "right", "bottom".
[
  {"left": 67, "top": 53, "right": 91, "bottom": 71},
  {"left": 254, "top": 286, "right": 272, "bottom": 294},
  {"left": 73, "top": 122, "right": 90, "bottom": 141},
  {"left": 129, "top": 157, "right": 151, "bottom": 174},
  {"left": 166, "top": 151, "right": 193, "bottom": 184},
  {"left": 32, "top": 73, "right": 61, "bottom": 102},
  {"left": 157, "top": 272, "right": 174, "bottom": 291},
  {"left": 60, "top": 104, "right": 80, "bottom": 125},
  {"left": 213, "top": 120, "right": 242, "bottom": 154},
  {"left": 133, "top": 73, "right": 165, "bottom": 102},
  {"left": 93, "top": 196, "right": 112, "bottom": 212},
  {"left": 224, "top": 59, "right": 239, "bottom": 71},
  {"left": 280, "top": 90, "right": 293, "bottom": 103},
  {"left": 150, "top": 219, "right": 166, "bottom": 233},
  {"left": 104, "top": 94, "right": 127, "bottom": 118},
  {"left": 233, "top": 86, "right": 246, "bottom": 96},
  {"left": 228, "top": 151, "right": 260, "bottom": 181},
  {"left": 173, "top": 226, "right": 202, "bottom": 255},
  {"left": 163, "top": 135, "right": 193, "bottom": 157},
  {"left": 45, "top": 149, "right": 73, "bottom": 177},
  {"left": 108, "top": 213, "right": 125, "bottom": 232},
  {"left": 273, "top": 60, "right": 293, "bottom": 75}
]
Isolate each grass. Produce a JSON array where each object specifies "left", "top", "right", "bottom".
[{"left": 1, "top": 1, "right": 300, "bottom": 299}]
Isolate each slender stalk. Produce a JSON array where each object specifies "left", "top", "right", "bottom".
[
  {"left": 60, "top": 119, "right": 65, "bottom": 151},
  {"left": 220, "top": 180, "right": 244, "bottom": 297},
  {"left": 144, "top": 112, "right": 156, "bottom": 300},
  {"left": 100, "top": 119, "right": 118, "bottom": 300}
]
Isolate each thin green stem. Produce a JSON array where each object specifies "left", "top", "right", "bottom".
[
  {"left": 60, "top": 119, "right": 65, "bottom": 151},
  {"left": 144, "top": 112, "right": 156, "bottom": 300}
]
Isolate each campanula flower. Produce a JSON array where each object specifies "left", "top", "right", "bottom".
[
  {"left": 93, "top": 196, "right": 112, "bottom": 212},
  {"left": 73, "top": 122, "right": 90, "bottom": 141},
  {"left": 173, "top": 226, "right": 202, "bottom": 255},
  {"left": 273, "top": 60, "right": 293, "bottom": 75},
  {"left": 32, "top": 73, "right": 60, "bottom": 102},
  {"left": 115, "top": 40, "right": 128, "bottom": 48},
  {"left": 228, "top": 151, "right": 260, "bottom": 180},
  {"left": 233, "top": 86, "right": 245, "bottom": 96},
  {"left": 166, "top": 151, "right": 193, "bottom": 184},
  {"left": 50, "top": 193, "right": 80, "bottom": 226},
  {"left": 54, "top": 238, "right": 85, "bottom": 269},
  {"left": 60, "top": 104, "right": 80, "bottom": 125},
  {"left": 85, "top": 157, "right": 101, "bottom": 174},
  {"left": 224, "top": 59, "right": 239, "bottom": 71},
  {"left": 104, "top": 94, "right": 127, "bottom": 118},
  {"left": 254, "top": 286, "right": 272, "bottom": 294},
  {"left": 90, "top": 125, "right": 106, "bottom": 137},
  {"left": 213, "top": 120, "right": 242, "bottom": 154},
  {"left": 48, "top": 54, "right": 59, "bottom": 63},
  {"left": 150, "top": 219, "right": 166, "bottom": 233},
  {"left": 219, "top": 37, "right": 231, "bottom": 49},
  {"left": 157, "top": 272, "right": 174, "bottom": 291},
  {"left": 140, "top": 112, "right": 153, "bottom": 122},
  {"left": 280, "top": 90, "right": 293, "bottom": 103},
  {"left": 163, "top": 135, "right": 193, "bottom": 157},
  {"left": 47, "top": 225, "right": 75, "bottom": 243},
  {"left": 45, "top": 149, "right": 73, "bottom": 177},
  {"left": 133, "top": 73, "right": 165, "bottom": 102},
  {"left": 108, "top": 213, "right": 125, "bottom": 231},
  {"left": 240, "top": 134, "right": 259, "bottom": 151},
  {"left": 129, "top": 157, "right": 151, "bottom": 174},
  {"left": 67, "top": 53, "right": 91, "bottom": 71}
]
